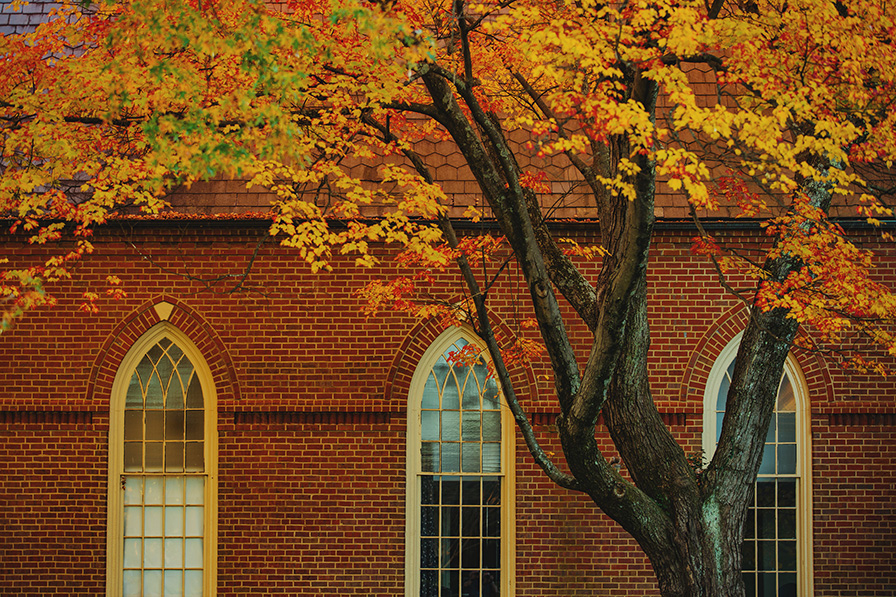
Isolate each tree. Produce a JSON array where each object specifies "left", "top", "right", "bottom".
[{"left": 2, "top": 0, "right": 896, "bottom": 595}]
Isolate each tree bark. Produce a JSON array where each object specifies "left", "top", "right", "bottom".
[{"left": 416, "top": 56, "right": 818, "bottom": 597}]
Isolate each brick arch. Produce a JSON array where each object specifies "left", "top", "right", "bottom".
[
  {"left": 383, "top": 310, "right": 536, "bottom": 407},
  {"left": 86, "top": 295, "right": 240, "bottom": 405},
  {"left": 680, "top": 304, "right": 833, "bottom": 407}
]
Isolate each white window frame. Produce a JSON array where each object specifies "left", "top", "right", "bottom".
[
  {"left": 106, "top": 322, "right": 218, "bottom": 597},
  {"left": 702, "top": 333, "right": 813, "bottom": 597},
  {"left": 405, "top": 328, "right": 516, "bottom": 597}
]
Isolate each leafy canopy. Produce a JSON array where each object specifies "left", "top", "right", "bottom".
[{"left": 2, "top": 0, "right": 896, "bottom": 369}]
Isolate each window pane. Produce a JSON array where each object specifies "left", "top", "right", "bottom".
[
  {"left": 422, "top": 374, "right": 440, "bottom": 410},
  {"left": 185, "top": 411, "right": 204, "bottom": 442},
  {"left": 482, "top": 539, "right": 500, "bottom": 568},
  {"left": 421, "top": 443, "right": 440, "bottom": 473},
  {"left": 166, "top": 442, "right": 185, "bottom": 472},
  {"left": 166, "top": 411, "right": 185, "bottom": 441},
  {"left": 144, "top": 538, "right": 163, "bottom": 568},
  {"left": 123, "top": 570, "right": 142, "bottom": 597},
  {"left": 123, "top": 538, "right": 142, "bottom": 568},
  {"left": 757, "top": 541, "right": 775, "bottom": 570},
  {"left": 756, "top": 481, "right": 775, "bottom": 508},
  {"left": 461, "top": 537, "right": 480, "bottom": 568},
  {"left": 184, "top": 538, "right": 203, "bottom": 568},
  {"left": 441, "top": 412, "right": 460, "bottom": 442},
  {"left": 481, "top": 412, "right": 501, "bottom": 442},
  {"left": 145, "top": 374, "right": 164, "bottom": 410},
  {"left": 441, "top": 569, "right": 459, "bottom": 595},
  {"left": 441, "top": 537, "right": 460, "bottom": 568},
  {"left": 482, "top": 570, "right": 500, "bottom": 597},
  {"left": 743, "top": 508, "right": 755, "bottom": 539},
  {"left": 743, "top": 572, "right": 756, "bottom": 597},
  {"left": 758, "top": 445, "right": 776, "bottom": 475},
  {"left": 144, "top": 507, "right": 163, "bottom": 537},
  {"left": 462, "top": 443, "right": 481, "bottom": 473},
  {"left": 779, "top": 540, "right": 797, "bottom": 571},
  {"left": 778, "top": 480, "right": 796, "bottom": 508},
  {"left": 421, "top": 411, "right": 439, "bottom": 441},
  {"left": 716, "top": 368, "right": 731, "bottom": 411},
  {"left": 420, "top": 569, "right": 438, "bottom": 597},
  {"left": 145, "top": 478, "right": 164, "bottom": 504},
  {"left": 441, "top": 478, "right": 460, "bottom": 505},
  {"left": 185, "top": 477, "right": 204, "bottom": 504},
  {"left": 777, "top": 374, "right": 795, "bottom": 411},
  {"left": 165, "top": 477, "right": 184, "bottom": 505},
  {"left": 462, "top": 368, "right": 481, "bottom": 410},
  {"left": 778, "top": 509, "right": 796, "bottom": 539},
  {"left": 165, "top": 538, "right": 184, "bottom": 568},
  {"left": 421, "top": 476, "right": 439, "bottom": 505},
  {"left": 442, "top": 443, "right": 460, "bottom": 472},
  {"left": 124, "top": 443, "right": 142, "bottom": 471},
  {"left": 164, "top": 570, "right": 184, "bottom": 597},
  {"left": 185, "top": 377, "right": 203, "bottom": 409},
  {"left": 778, "top": 413, "right": 796, "bottom": 443},
  {"left": 185, "top": 507, "right": 204, "bottom": 536},
  {"left": 166, "top": 504, "right": 185, "bottom": 536},
  {"left": 482, "top": 444, "right": 501, "bottom": 473},
  {"left": 124, "top": 476, "right": 142, "bottom": 504},
  {"left": 461, "top": 507, "right": 480, "bottom": 537},
  {"left": 143, "top": 569, "right": 163, "bottom": 597},
  {"left": 146, "top": 443, "right": 164, "bottom": 471},
  {"left": 742, "top": 540, "right": 755, "bottom": 571},
  {"left": 778, "top": 445, "right": 797, "bottom": 475},
  {"left": 185, "top": 442, "right": 204, "bottom": 472},
  {"left": 482, "top": 378, "right": 500, "bottom": 410},
  {"left": 421, "top": 537, "right": 438, "bottom": 568},
  {"left": 462, "top": 479, "right": 480, "bottom": 505},
  {"left": 124, "top": 411, "right": 143, "bottom": 441},
  {"left": 462, "top": 412, "right": 480, "bottom": 442},
  {"left": 145, "top": 412, "right": 164, "bottom": 441},
  {"left": 124, "top": 507, "right": 142, "bottom": 537},
  {"left": 765, "top": 417, "right": 776, "bottom": 443},
  {"left": 482, "top": 478, "right": 500, "bottom": 505},
  {"left": 184, "top": 570, "right": 203, "bottom": 597},
  {"left": 779, "top": 573, "right": 797, "bottom": 597},
  {"left": 757, "top": 510, "right": 775, "bottom": 539},
  {"left": 483, "top": 507, "right": 500, "bottom": 537},
  {"left": 442, "top": 372, "right": 460, "bottom": 410},
  {"left": 442, "top": 506, "right": 460, "bottom": 537},
  {"left": 421, "top": 505, "right": 438, "bottom": 537}
]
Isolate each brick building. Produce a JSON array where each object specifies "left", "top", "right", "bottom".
[
  {"left": 2, "top": 3, "right": 896, "bottom": 597},
  {"left": 2, "top": 209, "right": 895, "bottom": 596}
]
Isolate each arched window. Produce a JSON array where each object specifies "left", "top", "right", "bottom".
[
  {"left": 406, "top": 330, "right": 515, "bottom": 597},
  {"left": 703, "top": 334, "right": 813, "bottom": 597},
  {"left": 108, "top": 324, "right": 217, "bottom": 597}
]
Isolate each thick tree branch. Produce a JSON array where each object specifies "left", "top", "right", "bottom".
[
  {"left": 421, "top": 68, "right": 583, "bottom": 414},
  {"left": 364, "top": 110, "right": 581, "bottom": 490}
]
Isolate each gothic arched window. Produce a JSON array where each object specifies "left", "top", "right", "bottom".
[
  {"left": 703, "top": 335, "right": 813, "bottom": 597},
  {"left": 108, "top": 324, "right": 216, "bottom": 597},
  {"left": 406, "top": 330, "right": 515, "bottom": 597}
]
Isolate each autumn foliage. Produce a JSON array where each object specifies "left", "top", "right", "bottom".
[
  {"left": 1, "top": 0, "right": 894, "bottom": 367},
  {"left": 4, "top": 1, "right": 896, "bottom": 594}
]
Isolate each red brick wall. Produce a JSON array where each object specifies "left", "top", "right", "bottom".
[
  {"left": 1, "top": 221, "right": 895, "bottom": 595},
  {"left": 0, "top": 411, "right": 107, "bottom": 595}
]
